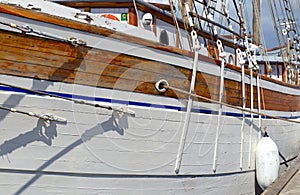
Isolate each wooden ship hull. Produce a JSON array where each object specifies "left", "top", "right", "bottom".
[{"left": 0, "top": 0, "right": 299, "bottom": 194}]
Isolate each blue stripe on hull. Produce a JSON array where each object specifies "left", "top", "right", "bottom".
[{"left": 0, "top": 85, "right": 299, "bottom": 120}]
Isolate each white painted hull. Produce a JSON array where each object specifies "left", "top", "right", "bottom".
[
  {"left": 0, "top": 1, "right": 299, "bottom": 194},
  {"left": 0, "top": 74, "right": 299, "bottom": 194}
]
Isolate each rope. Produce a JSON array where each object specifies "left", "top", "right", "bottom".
[
  {"left": 0, "top": 105, "right": 66, "bottom": 122},
  {"left": 242, "top": 0, "right": 250, "bottom": 35},
  {"left": 132, "top": 0, "right": 140, "bottom": 27},
  {"left": 252, "top": 0, "right": 272, "bottom": 73},
  {"left": 258, "top": 73, "right": 268, "bottom": 133},
  {"left": 159, "top": 82, "right": 300, "bottom": 124},
  {"left": 178, "top": 0, "right": 193, "bottom": 49},
  {"left": 169, "top": 0, "right": 183, "bottom": 48},
  {"left": 267, "top": 0, "right": 289, "bottom": 71},
  {"left": 0, "top": 82, "right": 135, "bottom": 116},
  {"left": 0, "top": 21, "right": 86, "bottom": 46}
]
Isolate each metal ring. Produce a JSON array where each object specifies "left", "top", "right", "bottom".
[{"left": 155, "top": 79, "right": 169, "bottom": 93}]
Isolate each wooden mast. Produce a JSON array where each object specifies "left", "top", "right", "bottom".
[{"left": 252, "top": 0, "right": 261, "bottom": 45}]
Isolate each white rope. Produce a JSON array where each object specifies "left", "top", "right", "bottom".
[
  {"left": 212, "top": 40, "right": 226, "bottom": 172},
  {"left": 256, "top": 73, "right": 262, "bottom": 140},
  {"left": 174, "top": 30, "right": 200, "bottom": 174},
  {"left": 0, "top": 105, "right": 66, "bottom": 123},
  {"left": 132, "top": 0, "right": 140, "bottom": 27},
  {"left": 237, "top": 48, "right": 246, "bottom": 170},
  {"left": 248, "top": 69, "right": 254, "bottom": 169}
]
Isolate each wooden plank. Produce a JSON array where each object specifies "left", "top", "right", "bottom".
[
  {"left": 0, "top": 29, "right": 300, "bottom": 111},
  {"left": 0, "top": 50, "right": 299, "bottom": 111},
  {"left": 59, "top": 2, "right": 133, "bottom": 8},
  {"left": 280, "top": 170, "right": 300, "bottom": 194},
  {"left": 0, "top": 3, "right": 191, "bottom": 57},
  {"left": 0, "top": 29, "right": 78, "bottom": 57},
  {"left": 1, "top": 2, "right": 300, "bottom": 92},
  {"left": 262, "top": 156, "right": 300, "bottom": 195}
]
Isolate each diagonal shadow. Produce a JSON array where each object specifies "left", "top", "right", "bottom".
[
  {"left": 0, "top": 119, "right": 63, "bottom": 157},
  {"left": 0, "top": 45, "right": 88, "bottom": 122},
  {"left": 238, "top": 116, "right": 261, "bottom": 133},
  {"left": 14, "top": 112, "right": 127, "bottom": 195}
]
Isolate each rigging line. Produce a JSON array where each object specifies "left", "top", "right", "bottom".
[
  {"left": 195, "top": 14, "right": 243, "bottom": 38},
  {"left": 169, "top": 0, "right": 183, "bottom": 48},
  {"left": 278, "top": 0, "right": 286, "bottom": 25},
  {"left": 258, "top": 73, "right": 268, "bottom": 129},
  {"left": 207, "top": 0, "right": 218, "bottom": 37},
  {"left": 218, "top": 0, "right": 225, "bottom": 31},
  {"left": 0, "top": 105, "right": 66, "bottom": 122},
  {"left": 256, "top": 71, "right": 262, "bottom": 142},
  {"left": 233, "top": 0, "right": 242, "bottom": 26},
  {"left": 238, "top": 0, "right": 247, "bottom": 37},
  {"left": 284, "top": 1, "right": 298, "bottom": 34},
  {"left": 251, "top": 1, "right": 271, "bottom": 130},
  {"left": 195, "top": 0, "right": 241, "bottom": 26},
  {"left": 267, "top": 0, "right": 288, "bottom": 70},
  {"left": 279, "top": 1, "right": 296, "bottom": 70},
  {"left": 242, "top": 0, "right": 250, "bottom": 35},
  {"left": 0, "top": 82, "right": 135, "bottom": 116},
  {"left": 132, "top": 0, "right": 140, "bottom": 27},
  {"left": 195, "top": 0, "right": 219, "bottom": 59},
  {"left": 177, "top": 0, "right": 192, "bottom": 49},
  {"left": 275, "top": 0, "right": 291, "bottom": 60},
  {"left": 189, "top": 0, "right": 198, "bottom": 48},
  {"left": 200, "top": 0, "right": 212, "bottom": 33},
  {"left": 192, "top": 1, "right": 207, "bottom": 46},
  {"left": 190, "top": 0, "right": 244, "bottom": 39},
  {"left": 218, "top": 0, "right": 231, "bottom": 35},
  {"left": 298, "top": 1, "right": 300, "bottom": 18},
  {"left": 156, "top": 82, "right": 300, "bottom": 124},
  {"left": 218, "top": 0, "right": 226, "bottom": 34},
  {"left": 283, "top": 0, "right": 300, "bottom": 68},
  {"left": 0, "top": 21, "right": 86, "bottom": 46},
  {"left": 252, "top": 0, "right": 272, "bottom": 72}
]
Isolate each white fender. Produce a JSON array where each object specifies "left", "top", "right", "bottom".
[{"left": 256, "top": 134, "right": 280, "bottom": 190}]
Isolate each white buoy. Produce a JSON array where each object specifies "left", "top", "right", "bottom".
[{"left": 256, "top": 133, "right": 280, "bottom": 190}]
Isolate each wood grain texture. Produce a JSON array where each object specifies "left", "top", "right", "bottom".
[
  {"left": 0, "top": 2, "right": 298, "bottom": 89},
  {"left": 0, "top": 29, "right": 300, "bottom": 112}
]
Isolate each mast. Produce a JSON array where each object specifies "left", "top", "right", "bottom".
[{"left": 252, "top": 0, "right": 261, "bottom": 45}]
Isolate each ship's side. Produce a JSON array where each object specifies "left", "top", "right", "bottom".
[{"left": 0, "top": 0, "right": 299, "bottom": 194}]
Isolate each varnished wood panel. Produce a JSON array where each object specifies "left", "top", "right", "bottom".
[
  {"left": 0, "top": 30, "right": 300, "bottom": 112},
  {"left": 1, "top": 2, "right": 299, "bottom": 90}
]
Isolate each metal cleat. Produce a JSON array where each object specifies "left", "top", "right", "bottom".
[{"left": 217, "top": 40, "right": 226, "bottom": 59}]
